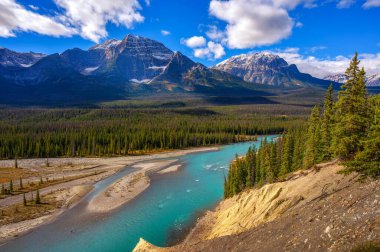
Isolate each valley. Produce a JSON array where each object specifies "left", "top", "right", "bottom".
[{"left": 0, "top": 3, "right": 379, "bottom": 250}]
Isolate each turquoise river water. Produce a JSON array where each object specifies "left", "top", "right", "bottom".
[{"left": 1, "top": 136, "right": 277, "bottom": 252}]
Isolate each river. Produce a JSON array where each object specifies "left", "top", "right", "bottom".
[{"left": 1, "top": 135, "right": 277, "bottom": 252}]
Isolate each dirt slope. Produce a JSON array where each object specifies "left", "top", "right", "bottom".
[{"left": 134, "top": 161, "right": 380, "bottom": 252}]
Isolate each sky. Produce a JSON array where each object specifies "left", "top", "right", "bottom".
[{"left": 0, "top": 0, "right": 380, "bottom": 77}]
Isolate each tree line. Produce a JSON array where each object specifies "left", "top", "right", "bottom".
[
  {"left": 0, "top": 106, "right": 306, "bottom": 159},
  {"left": 225, "top": 53, "right": 380, "bottom": 198}
]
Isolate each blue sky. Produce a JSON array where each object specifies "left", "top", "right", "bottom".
[{"left": 0, "top": 0, "right": 380, "bottom": 76}]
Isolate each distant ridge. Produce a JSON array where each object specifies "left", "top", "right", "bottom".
[{"left": 213, "top": 52, "right": 336, "bottom": 88}]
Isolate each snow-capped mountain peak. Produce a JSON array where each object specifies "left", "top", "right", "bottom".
[
  {"left": 90, "top": 39, "right": 122, "bottom": 50},
  {"left": 323, "top": 73, "right": 380, "bottom": 87}
]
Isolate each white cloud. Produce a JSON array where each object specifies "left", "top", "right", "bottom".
[
  {"left": 309, "top": 46, "right": 327, "bottom": 53},
  {"left": 0, "top": 0, "right": 146, "bottom": 42},
  {"left": 28, "top": 5, "right": 39, "bottom": 11},
  {"left": 181, "top": 36, "right": 207, "bottom": 48},
  {"left": 54, "top": 0, "right": 144, "bottom": 42},
  {"left": 0, "top": 0, "right": 74, "bottom": 38},
  {"left": 295, "top": 21, "right": 303, "bottom": 28},
  {"left": 363, "top": 0, "right": 380, "bottom": 8},
  {"left": 268, "top": 48, "right": 380, "bottom": 78},
  {"left": 205, "top": 25, "right": 225, "bottom": 41},
  {"left": 161, "top": 30, "right": 170, "bottom": 36},
  {"left": 194, "top": 41, "right": 226, "bottom": 60},
  {"left": 209, "top": 0, "right": 295, "bottom": 49},
  {"left": 337, "top": 0, "right": 355, "bottom": 8}
]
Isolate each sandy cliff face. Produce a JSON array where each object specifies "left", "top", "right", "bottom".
[{"left": 133, "top": 161, "right": 380, "bottom": 252}]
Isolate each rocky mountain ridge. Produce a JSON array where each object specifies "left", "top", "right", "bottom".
[
  {"left": 323, "top": 73, "right": 380, "bottom": 87},
  {"left": 213, "top": 53, "right": 333, "bottom": 88}
]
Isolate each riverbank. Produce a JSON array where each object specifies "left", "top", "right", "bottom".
[
  {"left": 0, "top": 185, "right": 93, "bottom": 242},
  {"left": 0, "top": 146, "right": 218, "bottom": 243},
  {"left": 134, "top": 161, "right": 380, "bottom": 251}
]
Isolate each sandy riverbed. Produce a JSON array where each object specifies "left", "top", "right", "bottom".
[
  {"left": 0, "top": 146, "right": 218, "bottom": 242},
  {"left": 87, "top": 159, "right": 179, "bottom": 213}
]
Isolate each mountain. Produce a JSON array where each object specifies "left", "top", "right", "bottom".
[
  {"left": 323, "top": 73, "right": 380, "bottom": 87},
  {"left": 323, "top": 73, "right": 346, "bottom": 84},
  {"left": 0, "top": 34, "right": 254, "bottom": 105},
  {"left": 213, "top": 53, "right": 334, "bottom": 88},
  {"left": 0, "top": 48, "right": 45, "bottom": 68},
  {"left": 367, "top": 73, "right": 380, "bottom": 87},
  {"left": 151, "top": 52, "right": 246, "bottom": 92}
]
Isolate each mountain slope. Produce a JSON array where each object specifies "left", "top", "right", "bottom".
[
  {"left": 0, "top": 48, "right": 45, "bottom": 68},
  {"left": 0, "top": 35, "right": 256, "bottom": 105},
  {"left": 214, "top": 53, "right": 335, "bottom": 88},
  {"left": 150, "top": 52, "right": 247, "bottom": 92}
]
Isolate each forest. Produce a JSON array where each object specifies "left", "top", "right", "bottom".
[
  {"left": 0, "top": 102, "right": 309, "bottom": 159},
  {"left": 224, "top": 53, "right": 380, "bottom": 198}
]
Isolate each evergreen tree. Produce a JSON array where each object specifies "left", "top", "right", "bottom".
[
  {"left": 9, "top": 180, "right": 13, "bottom": 192},
  {"left": 14, "top": 158, "right": 18, "bottom": 169},
  {"left": 321, "top": 84, "right": 334, "bottom": 160},
  {"left": 333, "top": 53, "right": 370, "bottom": 159},
  {"left": 1, "top": 184, "right": 4, "bottom": 195},
  {"left": 304, "top": 105, "right": 322, "bottom": 168},
  {"left": 346, "top": 95, "right": 380, "bottom": 177},
  {"left": 23, "top": 193, "right": 27, "bottom": 206}
]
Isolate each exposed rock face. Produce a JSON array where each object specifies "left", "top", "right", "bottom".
[
  {"left": 60, "top": 35, "right": 173, "bottom": 81},
  {"left": 0, "top": 48, "right": 45, "bottom": 68},
  {"left": 213, "top": 53, "right": 330, "bottom": 87},
  {"left": 103, "top": 35, "right": 173, "bottom": 81}
]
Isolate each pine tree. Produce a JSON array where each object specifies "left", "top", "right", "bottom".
[
  {"left": 321, "top": 84, "right": 334, "bottom": 160},
  {"left": 14, "top": 158, "right": 18, "bottom": 169},
  {"left": 347, "top": 95, "right": 380, "bottom": 177},
  {"left": 1, "top": 184, "right": 4, "bottom": 195},
  {"left": 23, "top": 193, "right": 27, "bottom": 206},
  {"left": 304, "top": 105, "right": 322, "bottom": 168},
  {"left": 9, "top": 180, "right": 13, "bottom": 192},
  {"left": 35, "top": 189, "right": 41, "bottom": 204},
  {"left": 333, "top": 53, "right": 370, "bottom": 159},
  {"left": 280, "top": 131, "right": 296, "bottom": 175}
]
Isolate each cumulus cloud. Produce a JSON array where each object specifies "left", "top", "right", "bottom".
[
  {"left": 205, "top": 25, "right": 225, "bottom": 41},
  {"left": 209, "top": 0, "right": 295, "bottom": 49},
  {"left": 161, "top": 30, "right": 170, "bottom": 36},
  {"left": 54, "top": 0, "right": 144, "bottom": 42},
  {"left": 181, "top": 36, "right": 207, "bottom": 48},
  {"left": 337, "top": 0, "right": 355, "bottom": 8},
  {"left": 0, "top": 0, "right": 145, "bottom": 42},
  {"left": 268, "top": 48, "right": 380, "bottom": 78},
  {"left": 194, "top": 41, "right": 226, "bottom": 60},
  {"left": 0, "top": 0, "right": 74, "bottom": 38},
  {"left": 363, "top": 0, "right": 380, "bottom": 8}
]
